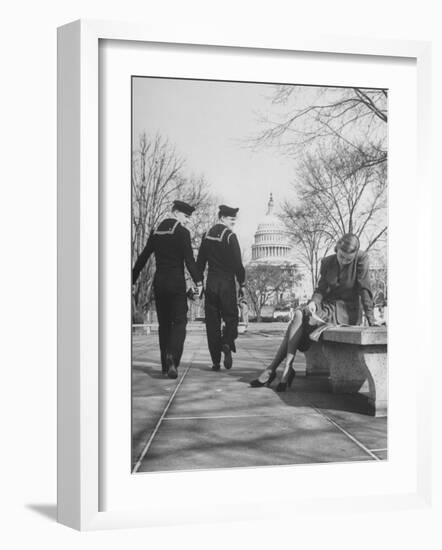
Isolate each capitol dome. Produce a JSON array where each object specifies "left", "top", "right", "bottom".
[{"left": 251, "top": 194, "right": 292, "bottom": 262}]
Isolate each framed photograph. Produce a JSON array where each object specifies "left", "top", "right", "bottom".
[{"left": 57, "top": 19, "right": 432, "bottom": 530}]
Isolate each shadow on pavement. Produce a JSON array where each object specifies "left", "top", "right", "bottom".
[
  {"left": 132, "top": 362, "right": 165, "bottom": 379},
  {"left": 187, "top": 362, "right": 376, "bottom": 417}
]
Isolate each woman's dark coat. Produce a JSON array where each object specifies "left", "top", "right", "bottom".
[{"left": 311, "top": 251, "right": 375, "bottom": 325}]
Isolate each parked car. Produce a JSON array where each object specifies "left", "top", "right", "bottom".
[
  {"left": 259, "top": 305, "right": 275, "bottom": 322},
  {"left": 273, "top": 307, "right": 292, "bottom": 322}
]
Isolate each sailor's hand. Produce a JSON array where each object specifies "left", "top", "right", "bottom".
[
  {"left": 307, "top": 301, "right": 316, "bottom": 315},
  {"left": 238, "top": 285, "right": 246, "bottom": 299},
  {"left": 197, "top": 283, "right": 204, "bottom": 299}
]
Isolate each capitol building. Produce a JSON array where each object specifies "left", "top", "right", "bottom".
[
  {"left": 251, "top": 193, "right": 293, "bottom": 264},
  {"left": 249, "top": 194, "right": 311, "bottom": 305}
]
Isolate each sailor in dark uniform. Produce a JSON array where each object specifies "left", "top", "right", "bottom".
[
  {"left": 197, "top": 205, "right": 246, "bottom": 371},
  {"left": 132, "top": 200, "right": 202, "bottom": 379}
]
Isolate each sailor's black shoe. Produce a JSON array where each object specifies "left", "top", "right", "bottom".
[
  {"left": 222, "top": 344, "right": 233, "bottom": 370},
  {"left": 166, "top": 354, "right": 178, "bottom": 379}
]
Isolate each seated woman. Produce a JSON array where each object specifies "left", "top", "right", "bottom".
[{"left": 250, "top": 233, "right": 377, "bottom": 392}]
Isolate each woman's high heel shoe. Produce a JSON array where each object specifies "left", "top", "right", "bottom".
[
  {"left": 276, "top": 368, "right": 295, "bottom": 392},
  {"left": 287, "top": 368, "right": 296, "bottom": 387},
  {"left": 250, "top": 370, "right": 276, "bottom": 388},
  {"left": 266, "top": 371, "right": 277, "bottom": 387}
]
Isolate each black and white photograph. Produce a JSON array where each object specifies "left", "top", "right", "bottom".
[{"left": 131, "top": 76, "right": 388, "bottom": 473}]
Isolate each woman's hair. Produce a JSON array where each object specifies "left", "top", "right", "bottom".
[{"left": 335, "top": 233, "right": 360, "bottom": 254}]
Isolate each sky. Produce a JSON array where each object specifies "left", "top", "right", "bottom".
[{"left": 132, "top": 77, "right": 298, "bottom": 255}]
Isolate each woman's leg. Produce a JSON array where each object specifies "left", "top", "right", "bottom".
[
  {"left": 254, "top": 329, "right": 289, "bottom": 383},
  {"left": 254, "top": 310, "right": 303, "bottom": 384},
  {"left": 279, "top": 310, "right": 304, "bottom": 384},
  {"left": 267, "top": 331, "right": 290, "bottom": 371}
]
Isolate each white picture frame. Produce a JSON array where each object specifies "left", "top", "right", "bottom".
[{"left": 57, "top": 19, "right": 432, "bottom": 531}]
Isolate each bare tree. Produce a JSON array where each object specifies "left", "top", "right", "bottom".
[
  {"left": 179, "top": 176, "right": 220, "bottom": 249},
  {"left": 253, "top": 85, "right": 387, "bottom": 167},
  {"left": 281, "top": 201, "right": 333, "bottom": 290},
  {"left": 296, "top": 143, "right": 387, "bottom": 251},
  {"left": 132, "top": 133, "right": 186, "bottom": 255},
  {"left": 370, "top": 267, "right": 388, "bottom": 305},
  {"left": 246, "top": 264, "right": 300, "bottom": 322},
  {"left": 368, "top": 252, "right": 388, "bottom": 305}
]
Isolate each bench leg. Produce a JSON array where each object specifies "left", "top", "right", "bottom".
[
  {"left": 363, "top": 349, "right": 388, "bottom": 417},
  {"left": 305, "top": 341, "right": 330, "bottom": 376},
  {"left": 322, "top": 343, "right": 387, "bottom": 417}
]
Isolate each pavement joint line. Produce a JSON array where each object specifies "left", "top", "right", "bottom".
[
  {"left": 132, "top": 345, "right": 200, "bottom": 474},
  {"left": 162, "top": 411, "right": 320, "bottom": 421},
  {"left": 369, "top": 448, "right": 387, "bottom": 452},
  {"left": 309, "top": 404, "right": 381, "bottom": 461}
]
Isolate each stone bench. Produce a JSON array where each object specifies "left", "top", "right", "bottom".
[
  {"left": 318, "top": 326, "right": 388, "bottom": 417},
  {"left": 305, "top": 341, "right": 330, "bottom": 376}
]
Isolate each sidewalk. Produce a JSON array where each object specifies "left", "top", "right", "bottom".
[{"left": 132, "top": 324, "right": 387, "bottom": 473}]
